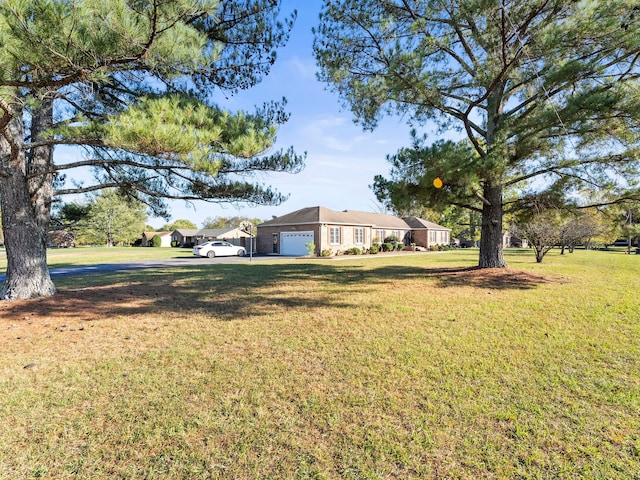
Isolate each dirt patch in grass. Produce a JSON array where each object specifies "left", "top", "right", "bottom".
[
  {"left": 424, "top": 266, "right": 563, "bottom": 289},
  {"left": 0, "top": 284, "right": 159, "bottom": 351}
]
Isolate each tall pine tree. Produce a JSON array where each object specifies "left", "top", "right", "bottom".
[
  {"left": 0, "top": 0, "right": 304, "bottom": 299},
  {"left": 315, "top": 0, "right": 640, "bottom": 268}
]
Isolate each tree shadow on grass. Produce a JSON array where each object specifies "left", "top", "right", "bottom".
[{"left": 0, "top": 262, "right": 556, "bottom": 324}]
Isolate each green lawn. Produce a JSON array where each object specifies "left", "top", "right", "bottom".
[
  {"left": 0, "top": 246, "right": 195, "bottom": 271},
  {"left": 1, "top": 249, "right": 639, "bottom": 479}
]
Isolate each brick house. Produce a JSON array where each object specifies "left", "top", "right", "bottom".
[{"left": 256, "top": 206, "right": 450, "bottom": 256}]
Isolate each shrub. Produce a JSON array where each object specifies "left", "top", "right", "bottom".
[
  {"left": 368, "top": 244, "right": 379, "bottom": 254},
  {"left": 321, "top": 249, "right": 333, "bottom": 257},
  {"left": 344, "top": 247, "right": 361, "bottom": 255},
  {"left": 382, "top": 243, "right": 394, "bottom": 252},
  {"left": 151, "top": 235, "right": 162, "bottom": 247},
  {"left": 305, "top": 241, "right": 316, "bottom": 256}
]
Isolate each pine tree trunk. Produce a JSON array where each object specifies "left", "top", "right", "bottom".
[
  {"left": 478, "top": 181, "right": 508, "bottom": 268},
  {"left": 0, "top": 189, "right": 56, "bottom": 300},
  {"left": 0, "top": 97, "right": 56, "bottom": 300}
]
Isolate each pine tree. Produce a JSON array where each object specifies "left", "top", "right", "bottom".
[
  {"left": 315, "top": 0, "right": 640, "bottom": 268},
  {"left": 0, "top": 0, "right": 303, "bottom": 299}
]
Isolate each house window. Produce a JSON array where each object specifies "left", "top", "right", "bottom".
[
  {"left": 330, "top": 227, "right": 341, "bottom": 244},
  {"left": 354, "top": 227, "right": 364, "bottom": 244},
  {"left": 375, "top": 229, "right": 384, "bottom": 243},
  {"left": 430, "top": 231, "right": 437, "bottom": 244}
]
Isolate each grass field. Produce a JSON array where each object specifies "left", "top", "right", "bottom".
[
  {"left": 0, "top": 245, "right": 195, "bottom": 271},
  {"left": 1, "top": 248, "right": 639, "bottom": 479}
]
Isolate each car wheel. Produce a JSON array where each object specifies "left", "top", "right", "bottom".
[
  {"left": 207, "top": 251, "right": 215, "bottom": 258},
  {"left": 237, "top": 250, "right": 245, "bottom": 256}
]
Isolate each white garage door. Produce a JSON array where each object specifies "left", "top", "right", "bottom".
[{"left": 280, "top": 231, "right": 314, "bottom": 256}]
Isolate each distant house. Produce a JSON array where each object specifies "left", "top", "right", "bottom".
[
  {"left": 256, "top": 206, "right": 451, "bottom": 256},
  {"left": 403, "top": 217, "right": 452, "bottom": 248},
  {"left": 503, "top": 231, "right": 528, "bottom": 248},
  {"left": 170, "top": 229, "right": 200, "bottom": 248},
  {"left": 48, "top": 230, "right": 76, "bottom": 248},
  {"left": 141, "top": 231, "right": 173, "bottom": 247},
  {"left": 171, "top": 227, "right": 251, "bottom": 249}
]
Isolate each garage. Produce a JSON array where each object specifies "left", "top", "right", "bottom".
[{"left": 280, "top": 231, "right": 314, "bottom": 256}]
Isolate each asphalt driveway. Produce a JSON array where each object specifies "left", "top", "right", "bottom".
[{"left": 0, "top": 254, "right": 283, "bottom": 283}]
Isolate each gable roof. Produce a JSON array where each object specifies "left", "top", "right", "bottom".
[
  {"left": 172, "top": 228, "right": 250, "bottom": 238},
  {"left": 403, "top": 216, "right": 451, "bottom": 231},
  {"left": 197, "top": 228, "right": 248, "bottom": 238},
  {"left": 172, "top": 229, "right": 199, "bottom": 236},
  {"left": 259, "top": 206, "right": 407, "bottom": 228},
  {"left": 258, "top": 206, "right": 446, "bottom": 230}
]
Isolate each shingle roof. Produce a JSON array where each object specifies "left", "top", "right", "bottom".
[
  {"left": 198, "top": 228, "right": 247, "bottom": 238},
  {"left": 172, "top": 228, "right": 249, "bottom": 237},
  {"left": 258, "top": 206, "right": 446, "bottom": 230},
  {"left": 403, "top": 216, "right": 451, "bottom": 230}
]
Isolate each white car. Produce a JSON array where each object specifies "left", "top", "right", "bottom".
[{"left": 193, "top": 241, "right": 246, "bottom": 258}]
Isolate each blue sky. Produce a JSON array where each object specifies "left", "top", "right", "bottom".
[
  {"left": 142, "top": 0, "right": 424, "bottom": 228},
  {"left": 57, "top": 1, "right": 420, "bottom": 229}
]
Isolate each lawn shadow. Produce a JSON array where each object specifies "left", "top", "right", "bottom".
[{"left": 0, "top": 261, "right": 556, "bottom": 324}]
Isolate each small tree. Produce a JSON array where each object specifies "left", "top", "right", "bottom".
[
  {"left": 513, "top": 212, "right": 561, "bottom": 263},
  {"left": 202, "top": 215, "right": 264, "bottom": 229},
  {"left": 82, "top": 190, "right": 147, "bottom": 247},
  {"left": 151, "top": 235, "right": 163, "bottom": 248},
  {"left": 50, "top": 202, "right": 90, "bottom": 245},
  {"left": 162, "top": 219, "right": 197, "bottom": 231},
  {"left": 558, "top": 213, "right": 602, "bottom": 254}
]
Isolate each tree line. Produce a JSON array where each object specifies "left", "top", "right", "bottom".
[{"left": 48, "top": 192, "right": 264, "bottom": 247}]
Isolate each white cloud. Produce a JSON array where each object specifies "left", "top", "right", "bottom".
[
  {"left": 298, "top": 115, "right": 381, "bottom": 153},
  {"left": 285, "top": 56, "right": 317, "bottom": 80}
]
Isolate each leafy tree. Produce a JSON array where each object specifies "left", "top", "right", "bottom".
[
  {"left": 0, "top": 0, "right": 303, "bottom": 299},
  {"left": 50, "top": 201, "right": 91, "bottom": 246},
  {"left": 512, "top": 211, "right": 561, "bottom": 263},
  {"left": 162, "top": 219, "right": 197, "bottom": 231},
  {"left": 557, "top": 213, "right": 601, "bottom": 254},
  {"left": 150, "top": 234, "right": 163, "bottom": 248},
  {"left": 202, "top": 215, "right": 264, "bottom": 229},
  {"left": 80, "top": 190, "right": 147, "bottom": 247},
  {"left": 315, "top": 0, "right": 640, "bottom": 269}
]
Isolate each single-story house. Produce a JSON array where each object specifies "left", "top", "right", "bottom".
[
  {"left": 141, "top": 231, "right": 173, "bottom": 247},
  {"left": 171, "top": 227, "right": 251, "bottom": 249},
  {"left": 171, "top": 229, "right": 199, "bottom": 248},
  {"left": 256, "top": 206, "right": 451, "bottom": 256},
  {"left": 48, "top": 230, "right": 76, "bottom": 248},
  {"left": 403, "top": 217, "right": 452, "bottom": 247},
  {"left": 502, "top": 231, "right": 528, "bottom": 248}
]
